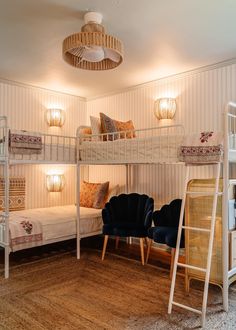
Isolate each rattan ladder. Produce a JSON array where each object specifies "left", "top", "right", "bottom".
[{"left": 168, "top": 162, "right": 221, "bottom": 328}]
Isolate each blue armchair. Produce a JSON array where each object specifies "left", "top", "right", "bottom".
[
  {"left": 146, "top": 199, "right": 184, "bottom": 276},
  {"left": 101, "top": 193, "right": 154, "bottom": 265}
]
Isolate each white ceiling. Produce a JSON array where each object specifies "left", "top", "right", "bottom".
[{"left": 0, "top": 0, "right": 236, "bottom": 98}]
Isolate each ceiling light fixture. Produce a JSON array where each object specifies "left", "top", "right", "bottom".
[{"left": 62, "top": 11, "right": 124, "bottom": 70}]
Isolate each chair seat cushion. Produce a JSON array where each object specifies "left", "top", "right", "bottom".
[
  {"left": 153, "top": 227, "right": 185, "bottom": 248},
  {"left": 147, "top": 226, "right": 158, "bottom": 239},
  {"left": 103, "top": 223, "right": 148, "bottom": 237}
]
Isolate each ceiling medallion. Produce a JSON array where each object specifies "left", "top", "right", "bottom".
[{"left": 62, "top": 12, "right": 124, "bottom": 70}]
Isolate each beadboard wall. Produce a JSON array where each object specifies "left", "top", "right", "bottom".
[
  {"left": 87, "top": 61, "right": 236, "bottom": 208},
  {"left": 0, "top": 80, "right": 87, "bottom": 209}
]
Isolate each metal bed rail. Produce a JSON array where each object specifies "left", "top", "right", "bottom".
[{"left": 0, "top": 117, "right": 76, "bottom": 164}]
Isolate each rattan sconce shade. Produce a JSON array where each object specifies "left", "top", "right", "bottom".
[{"left": 154, "top": 98, "right": 177, "bottom": 120}]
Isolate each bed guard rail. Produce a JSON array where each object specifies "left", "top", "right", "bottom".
[{"left": 0, "top": 116, "right": 76, "bottom": 164}]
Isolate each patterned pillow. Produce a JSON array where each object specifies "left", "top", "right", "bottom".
[
  {"left": 90, "top": 116, "right": 102, "bottom": 141},
  {"left": 100, "top": 113, "right": 118, "bottom": 141},
  {"left": 80, "top": 181, "right": 109, "bottom": 209},
  {"left": 114, "top": 119, "right": 136, "bottom": 139}
]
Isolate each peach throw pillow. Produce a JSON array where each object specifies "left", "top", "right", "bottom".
[
  {"left": 114, "top": 119, "right": 136, "bottom": 139},
  {"left": 80, "top": 181, "right": 109, "bottom": 209}
]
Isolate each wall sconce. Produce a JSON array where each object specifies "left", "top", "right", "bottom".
[
  {"left": 46, "top": 108, "right": 65, "bottom": 127},
  {"left": 154, "top": 98, "right": 177, "bottom": 119},
  {"left": 46, "top": 174, "right": 65, "bottom": 192}
]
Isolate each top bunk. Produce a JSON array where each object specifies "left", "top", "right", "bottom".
[
  {"left": 77, "top": 124, "right": 185, "bottom": 165},
  {"left": 76, "top": 101, "right": 236, "bottom": 166},
  {"left": 0, "top": 116, "right": 76, "bottom": 164}
]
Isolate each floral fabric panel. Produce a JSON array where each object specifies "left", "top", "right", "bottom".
[
  {"left": 9, "top": 129, "right": 42, "bottom": 154},
  {"left": 179, "top": 131, "right": 223, "bottom": 163}
]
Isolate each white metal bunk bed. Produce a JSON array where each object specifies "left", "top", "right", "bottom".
[
  {"left": 0, "top": 116, "right": 102, "bottom": 279},
  {"left": 76, "top": 124, "right": 185, "bottom": 257},
  {"left": 77, "top": 105, "right": 236, "bottom": 326}
]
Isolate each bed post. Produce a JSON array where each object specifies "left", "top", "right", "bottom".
[
  {"left": 125, "top": 164, "right": 129, "bottom": 193},
  {"left": 222, "top": 104, "right": 229, "bottom": 311},
  {"left": 76, "top": 163, "right": 80, "bottom": 259},
  {"left": 4, "top": 124, "right": 10, "bottom": 279}
]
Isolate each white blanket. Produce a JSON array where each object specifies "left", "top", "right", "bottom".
[
  {"left": 79, "top": 135, "right": 183, "bottom": 163},
  {"left": 10, "top": 214, "right": 43, "bottom": 252},
  {"left": 178, "top": 131, "right": 223, "bottom": 163},
  {"left": 9, "top": 205, "right": 102, "bottom": 251}
]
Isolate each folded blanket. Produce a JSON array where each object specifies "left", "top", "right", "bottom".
[
  {"left": 9, "top": 130, "right": 42, "bottom": 154},
  {"left": 178, "top": 131, "right": 223, "bottom": 163},
  {"left": 9, "top": 215, "right": 43, "bottom": 252}
]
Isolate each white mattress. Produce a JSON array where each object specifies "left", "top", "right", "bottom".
[
  {"left": 79, "top": 135, "right": 183, "bottom": 163},
  {"left": 9, "top": 205, "right": 102, "bottom": 242}
]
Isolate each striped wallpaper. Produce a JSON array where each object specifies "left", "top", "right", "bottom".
[
  {"left": 87, "top": 61, "right": 236, "bottom": 208},
  {"left": 0, "top": 80, "right": 87, "bottom": 209},
  {"left": 1, "top": 59, "right": 236, "bottom": 210}
]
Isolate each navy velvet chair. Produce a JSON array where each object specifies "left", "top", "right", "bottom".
[
  {"left": 146, "top": 199, "right": 184, "bottom": 276},
  {"left": 101, "top": 193, "right": 154, "bottom": 265}
]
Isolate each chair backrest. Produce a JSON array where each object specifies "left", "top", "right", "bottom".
[
  {"left": 153, "top": 199, "right": 182, "bottom": 228},
  {"left": 103, "top": 193, "right": 154, "bottom": 225}
]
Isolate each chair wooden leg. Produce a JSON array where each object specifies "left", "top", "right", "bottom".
[
  {"left": 140, "top": 238, "right": 145, "bottom": 266},
  {"left": 170, "top": 248, "right": 176, "bottom": 279},
  {"left": 115, "top": 236, "right": 119, "bottom": 249},
  {"left": 146, "top": 238, "right": 153, "bottom": 264},
  {"left": 102, "top": 235, "right": 109, "bottom": 261}
]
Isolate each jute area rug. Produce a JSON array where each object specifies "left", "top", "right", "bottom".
[{"left": 0, "top": 249, "right": 235, "bottom": 330}]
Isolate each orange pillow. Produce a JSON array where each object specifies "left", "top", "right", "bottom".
[
  {"left": 114, "top": 119, "right": 136, "bottom": 139},
  {"left": 80, "top": 181, "right": 109, "bottom": 209},
  {"left": 80, "top": 127, "right": 92, "bottom": 135}
]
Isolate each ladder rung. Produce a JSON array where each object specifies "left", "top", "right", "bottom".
[
  {"left": 182, "top": 225, "right": 211, "bottom": 233},
  {"left": 186, "top": 191, "right": 222, "bottom": 196},
  {"left": 177, "top": 262, "right": 206, "bottom": 272},
  {"left": 172, "top": 301, "right": 202, "bottom": 315}
]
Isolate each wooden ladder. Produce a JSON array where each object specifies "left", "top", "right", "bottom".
[{"left": 168, "top": 162, "right": 221, "bottom": 328}]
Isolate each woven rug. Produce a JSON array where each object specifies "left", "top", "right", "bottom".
[{"left": 0, "top": 249, "right": 235, "bottom": 330}]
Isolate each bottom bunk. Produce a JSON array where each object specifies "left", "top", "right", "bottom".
[{"left": 0, "top": 205, "right": 102, "bottom": 252}]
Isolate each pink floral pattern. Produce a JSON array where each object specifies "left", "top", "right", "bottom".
[
  {"left": 200, "top": 131, "right": 213, "bottom": 143},
  {"left": 20, "top": 220, "right": 33, "bottom": 234}
]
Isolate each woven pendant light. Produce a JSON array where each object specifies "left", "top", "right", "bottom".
[{"left": 62, "top": 12, "right": 124, "bottom": 70}]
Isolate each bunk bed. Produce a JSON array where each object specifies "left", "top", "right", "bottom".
[
  {"left": 2, "top": 103, "right": 236, "bottom": 325},
  {"left": 76, "top": 123, "right": 185, "bottom": 259},
  {"left": 0, "top": 116, "right": 103, "bottom": 278},
  {"left": 76, "top": 104, "right": 236, "bottom": 326}
]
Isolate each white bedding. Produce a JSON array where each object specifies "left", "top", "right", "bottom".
[
  {"left": 8, "top": 205, "right": 102, "bottom": 251},
  {"left": 79, "top": 135, "right": 183, "bottom": 163}
]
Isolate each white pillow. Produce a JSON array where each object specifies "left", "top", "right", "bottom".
[{"left": 90, "top": 116, "right": 102, "bottom": 140}]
